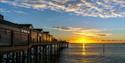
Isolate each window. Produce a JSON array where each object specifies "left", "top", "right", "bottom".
[{"left": 21, "top": 29, "right": 30, "bottom": 33}]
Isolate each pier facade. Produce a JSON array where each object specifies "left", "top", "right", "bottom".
[{"left": 0, "top": 14, "right": 68, "bottom": 63}]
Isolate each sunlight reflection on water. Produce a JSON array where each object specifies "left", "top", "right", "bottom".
[
  {"left": 59, "top": 43, "right": 125, "bottom": 63},
  {"left": 82, "top": 44, "right": 86, "bottom": 55}
]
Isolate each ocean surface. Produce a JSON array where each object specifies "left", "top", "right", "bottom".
[{"left": 58, "top": 43, "right": 125, "bottom": 63}]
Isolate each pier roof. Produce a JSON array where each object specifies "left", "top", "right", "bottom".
[
  {"left": 33, "top": 29, "right": 43, "bottom": 32},
  {"left": 18, "top": 24, "right": 33, "bottom": 29},
  {"left": 0, "top": 19, "right": 19, "bottom": 27},
  {"left": 43, "top": 32, "right": 49, "bottom": 34}
]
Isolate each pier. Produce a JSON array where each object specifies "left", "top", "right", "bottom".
[{"left": 0, "top": 14, "right": 69, "bottom": 63}]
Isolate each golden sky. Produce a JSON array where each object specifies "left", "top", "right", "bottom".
[{"left": 51, "top": 26, "right": 125, "bottom": 43}]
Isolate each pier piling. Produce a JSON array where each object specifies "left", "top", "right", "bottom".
[{"left": 0, "top": 42, "right": 68, "bottom": 63}]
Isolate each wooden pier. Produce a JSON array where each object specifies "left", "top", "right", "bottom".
[
  {"left": 0, "top": 14, "right": 69, "bottom": 63},
  {"left": 0, "top": 42, "right": 68, "bottom": 63}
]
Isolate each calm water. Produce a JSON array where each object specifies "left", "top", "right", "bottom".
[{"left": 59, "top": 43, "right": 125, "bottom": 63}]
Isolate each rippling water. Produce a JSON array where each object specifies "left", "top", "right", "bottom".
[{"left": 59, "top": 43, "right": 125, "bottom": 63}]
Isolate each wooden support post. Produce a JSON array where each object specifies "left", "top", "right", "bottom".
[
  {"left": 0, "top": 53, "right": 3, "bottom": 63},
  {"left": 46, "top": 45, "right": 48, "bottom": 55},
  {"left": 18, "top": 52, "right": 21, "bottom": 63},
  {"left": 34, "top": 46, "right": 38, "bottom": 63},
  {"left": 15, "top": 52, "right": 19, "bottom": 63},
  {"left": 53, "top": 45, "right": 55, "bottom": 55},
  {"left": 11, "top": 52, "right": 15, "bottom": 63},
  {"left": 42, "top": 45, "right": 46, "bottom": 55},
  {"left": 27, "top": 48, "right": 31, "bottom": 63},
  {"left": 26, "top": 50, "right": 28, "bottom": 63},
  {"left": 6, "top": 53, "right": 9, "bottom": 63},
  {"left": 22, "top": 51, "right": 25, "bottom": 63},
  {"left": 49, "top": 45, "right": 52, "bottom": 55},
  {"left": 38, "top": 46, "right": 42, "bottom": 61},
  {"left": 28, "top": 48, "right": 32, "bottom": 63}
]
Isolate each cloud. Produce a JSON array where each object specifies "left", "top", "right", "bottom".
[
  {"left": 52, "top": 26, "right": 84, "bottom": 32},
  {"left": 13, "top": 10, "right": 26, "bottom": 14},
  {"left": 52, "top": 26, "right": 112, "bottom": 37},
  {"left": 0, "top": 8, "right": 26, "bottom": 14},
  {"left": 1, "top": 0, "right": 125, "bottom": 18},
  {"left": 0, "top": 8, "right": 10, "bottom": 13}
]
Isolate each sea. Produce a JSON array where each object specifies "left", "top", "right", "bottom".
[{"left": 58, "top": 43, "right": 125, "bottom": 63}]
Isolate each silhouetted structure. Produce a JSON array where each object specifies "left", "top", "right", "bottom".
[
  {"left": 0, "top": 14, "right": 69, "bottom": 63},
  {"left": 0, "top": 14, "right": 4, "bottom": 20}
]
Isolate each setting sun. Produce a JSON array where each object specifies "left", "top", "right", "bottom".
[
  {"left": 76, "top": 38, "right": 87, "bottom": 43},
  {"left": 68, "top": 36, "right": 95, "bottom": 43}
]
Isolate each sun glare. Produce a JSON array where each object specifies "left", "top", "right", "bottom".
[
  {"left": 78, "top": 38, "right": 86, "bottom": 43},
  {"left": 68, "top": 36, "right": 97, "bottom": 43},
  {"left": 72, "top": 38, "right": 89, "bottom": 43}
]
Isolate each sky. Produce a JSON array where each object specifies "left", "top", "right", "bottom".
[{"left": 0, "top": 0, "right": 125, "bottom": 43}]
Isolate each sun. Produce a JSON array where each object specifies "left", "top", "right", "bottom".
[
  {"left": 68, "top": 35, "right": 96, "bottom": 43},
  {"left": 78, "top": 38, "right": 87, "bottom": 43},
  {"left": 71, "top": 38, "right": 89, "bottom": 43}
]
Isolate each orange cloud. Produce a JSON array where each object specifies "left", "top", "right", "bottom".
[{"left": 53, "top": 26, "right": 112, "bottom": 37}]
